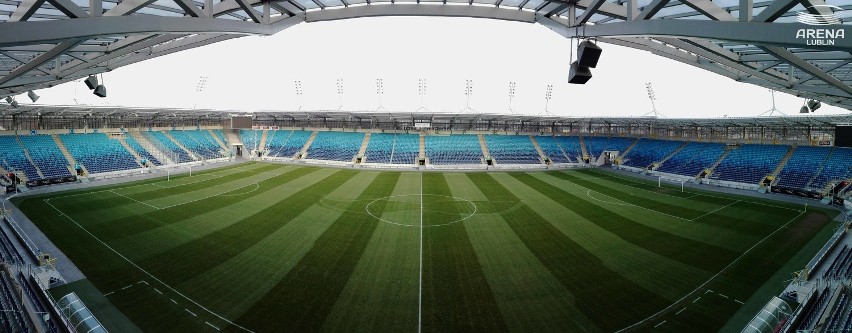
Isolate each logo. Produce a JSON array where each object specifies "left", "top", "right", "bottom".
[
  {"left": 796, "top": 5, "right": 843, "bottom": 25},
  {"left": 795, "top": 5, "right": 845, "bottom": 46}
]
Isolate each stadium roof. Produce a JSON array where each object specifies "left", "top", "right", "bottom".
[
  {"left": 2, "top": 104, "right": 850, "bottom": 128},
  {"left": 1, "top": 0, "right": 852, "bottom": 111}
]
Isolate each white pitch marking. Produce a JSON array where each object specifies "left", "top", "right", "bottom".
[
  {"left": 653, "top": 320, "right": 666, "bottom": 328},
  {"left": 121, "top": 284, "right": 133, "bottom": 290},
  {"left": 418, "top": 172, "right": 423, "bottom": 333},
  {"left": 690, "top": 200, "right": 740, "bottom": 222},
  {"left": 185, "top": 309, "right": 197, "bottom": 317},
  {"left": 42, "top": 203, "right": 258, "bottom": 332},
  {"left": 718, "top": 293, "right": 729, "bottom": 299},
  {"left": 171, "top": 299, "right": 177, "bottom": 304},
  {"left": 675, "top": 308, "right": 685, "bottom": 316},
  {"left": 692, "top": 297, "right": 701, "bottom": 304},
  {"left": 206, "top": 322, "right": 221, "bottom": 331},
  {"left": 109, "top": 190, "right": 160, "bottom": 209},
  {"left": 154, "top": 288, "right": 163, "bottom": 295},
  {"left": 103, "top": 291, "right": 114, "bottom": 296},
  {"left": 734, "top": 299, "right": 745, "bottom": 305}
]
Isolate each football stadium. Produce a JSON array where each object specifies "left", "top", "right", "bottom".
[{"left": 1, "top": 0, "right": 852, "bottom": 332}]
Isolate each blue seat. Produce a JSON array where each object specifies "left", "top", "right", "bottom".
[
  {"left": 240, "top": 130, "right": 262, "bottom": 151},
  {"left": 657, "top": 142, "right": 726, "bottom": 177},
  {"left": 60, "top": 133, "right": 139, "bottom": 174},
  {"left": 584, "top": 136, "right": 636, "bottom": 161},
  {"left": 776, "top": 146, "right": 833, "bottom": 190},
  {"left": 266, "top": 130, "right": 312, "bottom": 158},
  {"left": 365, "top": 133, "right": 419, "bottom": 164},
  {"left": 484, "top": 135, "right": 541, "bottom": 164},
  {"left": 307, "top": 132, "right": 365, "bottom": 161},
  {"left": 125, "top": 136, "right": 162, "bottom": 166},
  {"left": 0, "top": 136, "right": 40, "bottom": 180},
  {"left": 711, "top": 144, "right": 790, "bottom": 184},
  {"left": 18, "top": 135, "right": 71, "bottom": 178},
  {"left": 811, "top": 147, "right": 852, "bottom": 190},
  {"left": 169, "top": 130, "right": 224, "bottom": 160},
  {"left": 426, "top": 135, "right": 482, "bottom": 165},
  {"left": 144, "top": 131, "right": 193, "bottom": 163},
  {"left": 621, "top": 139, "right": 683, "bottom": 168}
]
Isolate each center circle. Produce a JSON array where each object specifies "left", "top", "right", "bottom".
[{"left": 365, "top": 194, "right": 477, "bottom": 227}]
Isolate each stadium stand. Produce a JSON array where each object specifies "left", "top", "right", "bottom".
[
  {"left": 656, "top": 142, "right": 726, "bottom": 177},
  {"left": 810, "top": 147, "right": 852, "bottom": 191},
  {"left": 823, "top": 245, "right": 852, "bottom": 280},
  {"left": 144, "top": 131, "right": 193, "bottom": 163},
  {"left": 0, "top": 228, "right": 24, "bottom": 265},
  {"left": 776, "top": 146, "right": 833, "bottom": 190},
  {"left": 169, "top": 130, "right": 224, "bottom": 160},
  {"left": 60, "top": 133, "right": 139, "bottom": 174},
  {"left": 240, "top": 129, "right": 262, "bottom": 151},
  {"left": 535, "top": 136, "right": 571, "bottom": 163},
  {"left": 0, "top": 136, "right": 40, "bottom": 180},
  {"left": 584, "top": 136, "right": 636, "bottom": 160},
  {"left": 17, "top": 273, "right": 58, "bottom": 333},
  {"left": 306, "top": 131, "right": 365, "bottom": 162},
  {"left": 212, "top": 129, "right": 228, "bottom": 146},
  {"left": 621, "top": 139, "right": 683, "bottom": 169},
  {"left": 710, "top": 144, "right": 790, "bottom": 184},
  {"left": 365, "top": 133, "right": 419, "bottom": 164},
  {"left": 18, "top": 135, "right": 71, "bottom": 179},
  {"left": 425, "top": 135, "right": 483, "bottom": 165},
  {"left": 0, "top": 271, "right": 34, "bottom": 333},
  {"left": 266, "top": 130, "right": 312, "bottom": 158},
  {"left": 555, "top": 136, "right": 584, "bottom": 162},
  {"left": 124, "top": 135, "right": 161, "bottom": 166},
  {"left": 484, "top": 135, "right": 541, "bottom": 164}
]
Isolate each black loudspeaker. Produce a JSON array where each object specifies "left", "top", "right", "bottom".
[
  {"left": 577, "top": 41, "right": 602, "bottom": 68},
  {"left": 93, "top": 84, "right": 107, "bottom": 97},
  {"left": 84, "top": 75, "right": 99, "bottom": 90},
  {"left": 568, "top": 61, "right": 592, "bottom": 84}
]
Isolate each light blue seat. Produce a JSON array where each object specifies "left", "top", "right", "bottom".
[
  {"left": 484, "top": 135, "right": 540, "bottom": 164},
  {"left": 18, "top": 135, "right": 71, "bottom": 178},
  {"left": 60, "top": 133, "right": 139, "bottom": 174},
  {"left": 144, "top": 131, "right": 192, "bottom": 163},
  {"left": 426, "top": 135, "right": 482, "bottom": 165},
  {"left": 776, "top": 146, "right": 832, "bottom": 190},
  {"left": 535, "top": 136, "right": 571, "bottom": 163},
  {"left": 266, "top": 130, "right": 312, "bottom": 158},
  {"left": 307, "top": 132, "right": 365, "bottom": 162},
  {"left": 169, "top": 130, "right": 223, "bottom": 160},
  {"left": 811, "top": 147, "right": 852, "bottom": 190},
  {"left": 240, "top": 130, "right": 262, "bottom": 151},
  {"left": 125, "top": 136, "right": 161, "bottom": 166},
  {"left": 0, "top": 136, "right": 40, "bottom": 179}
]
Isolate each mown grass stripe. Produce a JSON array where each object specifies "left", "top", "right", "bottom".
[
  {"left": 578, "top": 168, "right": 802, "bottom": 219},
  {"left": 510, "top": 172, "right": 740, "bottom": 272},
  {"left": 421, "top": 172, "right": 508, "bottom": 332},
  {"left": 134, "top": 169, "right": 357, "bottom": 286},
  {"left": 468, "top": 172, "right": 669, "bottom": 332},
  {"left": 233, "top": 172, "right": 401, "bottom": 332},
  {"left": 551, "top": 171, "right": 720, "bottom": 220},
  {"left": 80, "top": 166, "right": 307, "bottom": 242}
]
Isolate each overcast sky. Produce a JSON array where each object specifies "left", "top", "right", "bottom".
[{"left": 18, "top": 16, "right": 849, "bottom": 118}]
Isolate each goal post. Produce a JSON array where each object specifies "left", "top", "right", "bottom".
[{"left": 658, "top": 176, "right": 685, "bottom": 192}]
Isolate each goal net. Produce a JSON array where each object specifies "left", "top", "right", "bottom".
[{"left": 658, "top": 176, "right": 685, "bottom": 192}]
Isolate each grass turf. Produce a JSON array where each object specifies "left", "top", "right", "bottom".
[{"left": 12, "top": 162, "right": 838, "bottom": 332}]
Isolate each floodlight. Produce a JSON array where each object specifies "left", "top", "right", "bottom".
[
  {"left": 27, "top": 90, "right": 39, "bottom": 102},
  {"left": 5, "top": 96, "right": 18, "bottom": 107}
]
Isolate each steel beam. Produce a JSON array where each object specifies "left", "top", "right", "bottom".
[{"left": 0, "top": 40, "right": 83, "bottom": 87}]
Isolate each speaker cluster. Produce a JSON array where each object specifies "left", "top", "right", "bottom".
[{"left": 569, "top": 41, "right": 602, "bottom": 84}]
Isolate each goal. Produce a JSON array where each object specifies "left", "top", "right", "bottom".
[{"left": 658, "top": 176, "right": 685, "bottom": 192}]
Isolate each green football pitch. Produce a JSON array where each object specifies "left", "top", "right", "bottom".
[{"left": 12, "top": 162, "right": 838, "bottom": 332}]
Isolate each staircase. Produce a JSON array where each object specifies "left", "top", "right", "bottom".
[
  {"left": 258, "top": 130, "right": 269, "bottom": 152},
  {"left": 209, "top": 130, "right": 228, "bottom": 151},
  {"left": 52, "top": 134, "right": 86, "bottom": 175},
  {"left": 579, "top": 136, "right": 589, "bottom": 160},
  {"left": 15, "top": 136, "right": 44, "bottom": 179},
  {"left": 478, "top": 134, "right": 491, "bottom": 164},
  {"left": 657, "top": 141, "right": 689, "bottom": 169},
  {"left": 357, "top": 132, "right": 371, "bottom": 163},
  {"left": 298, "top": 131, "right": 318, "bottom": 159},
  {"left": 529, "top": 136, "right": 549, "bottom": 164},
  {"left": 770, "top": 145, "right": 798, "bottom": 180},
  {"left": 116, "top": 137, "right": 145, "bottom": 167},
  {"left": 419, "top": 132, "right": 426, "bottom": 160},
  {"left": 226, "top": 129, "right": 242, "bottom": 146},
  {"left": 132, "top": 132, "right": 175, "bottom": 165},
  {"left": 163, "top": 131, "right": 198, "bottom": 161},
  {"left": 618, "top": 138, "right": 641, "bottom": 159},
  {"left": 705, "top": 147, "right": 733, "bottom": 178},
  {"left": 550, "top": 135, "right": 573, "bottom": 162}
]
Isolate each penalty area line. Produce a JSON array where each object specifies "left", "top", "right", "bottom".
[{"left": 43, "top": 199, "right": 256, "bottom": 333}]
